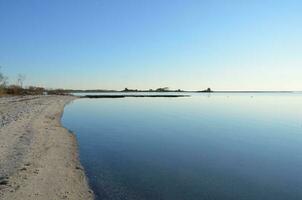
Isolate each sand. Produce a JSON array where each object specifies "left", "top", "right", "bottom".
[{"left": 0, "top": 95, "right": 93, "bottom": 200}]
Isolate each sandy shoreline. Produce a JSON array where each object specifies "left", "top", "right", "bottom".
[{"left": 0, "top": 95, "right": 93, "bottom": 200}]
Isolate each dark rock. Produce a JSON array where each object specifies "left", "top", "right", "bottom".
[{"left": 0, "top": 180, "right": 8, "bottom": 185}]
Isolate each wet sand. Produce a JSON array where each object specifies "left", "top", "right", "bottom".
[{"left": 0, "top": 95, "right": 93, "bottom": 200}]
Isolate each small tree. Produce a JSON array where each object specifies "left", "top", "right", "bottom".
[
  {"left": 17, "top": 74, "right": 26, "bottom": 88},
  {"left": 0, "top": 67, "right": 7, "bottom": 85},
  {"left": 0, "top": 67, "right": 8, "bottom": 95}
]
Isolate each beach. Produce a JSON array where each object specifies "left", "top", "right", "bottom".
[{"left": 0, "top": 95, "right": 93, "bottom": 200}]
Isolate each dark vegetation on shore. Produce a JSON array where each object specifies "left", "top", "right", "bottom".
[
  {"left": 83, "top": 94, "right": 190, "bottom": 98},
  {"left": 63, "top": 87, "right": 213, "bottom": 93},
  {"left": 0, "top": 67, "right": 213, "bottom": 97},
  {"left": 0, "top": 68, "right": 73, "bottom": 96},
  {"left": 0, "top": 68, "right": 43, "bottom": 95}
]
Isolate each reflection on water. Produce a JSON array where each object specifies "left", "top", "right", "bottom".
[{"left": 62, "top": 93, "right": 302, "bottom": 200}]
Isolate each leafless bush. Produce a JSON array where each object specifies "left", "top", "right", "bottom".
[
  {"left": 26, "top": 86, "right": 45, "bottom": 95},
  {"left": 47, "top": 89, "right": 69, "bottom": 95},
  {"left": 6, "top": 85, "right": 23, "bottom": 95},
  {"left": 0, "top": 67, "right": 8, "bottom": 96}
]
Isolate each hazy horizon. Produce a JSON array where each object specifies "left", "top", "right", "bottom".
[{"left": 1, "top": 0, "right": 302, "bottom": 91}]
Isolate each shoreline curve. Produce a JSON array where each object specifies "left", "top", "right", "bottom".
[{"left": 0, "top": 95, "right": 94, "bottom": 200}]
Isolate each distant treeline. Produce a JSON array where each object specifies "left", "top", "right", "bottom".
[
  {"left": 0, "top": 67, "right": 213, "bottom": 96},
  {"left": 68, "top": 87, "right": 213, "bottom": 93}
]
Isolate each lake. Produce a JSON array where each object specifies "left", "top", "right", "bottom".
[{"left": 62, "top": 93, "right": 302, "bottom": 200}]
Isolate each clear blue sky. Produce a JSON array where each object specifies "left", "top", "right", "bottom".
[{"left": 0, "top": 0, "right": 301, "bottom": 90}]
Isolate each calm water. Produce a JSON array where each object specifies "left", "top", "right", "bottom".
[{"left": 62, "top": 93, "right": 302, "bottom": 200}]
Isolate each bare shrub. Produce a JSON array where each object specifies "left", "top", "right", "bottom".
[
  {"left": 26, "top": 86, "right": 45, "bottom": 95},
  {"left": 6, "top": 85, "right": 23, "bottom": 95}
]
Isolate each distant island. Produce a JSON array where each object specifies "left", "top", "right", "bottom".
[{"left": 62, "top": 87, "right": 214, "bottom": 94}]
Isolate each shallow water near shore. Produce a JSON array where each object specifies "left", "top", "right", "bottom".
[{"left": 62, "top": 93, "right": 302, "bottom": 200}]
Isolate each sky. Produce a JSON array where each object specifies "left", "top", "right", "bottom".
[{"left": 0, "top": 0, "right": 302, "bottom": 91}]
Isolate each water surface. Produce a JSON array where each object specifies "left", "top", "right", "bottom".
[{"left": 62, "top": 93, "right": 302, "bottom": 200}]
